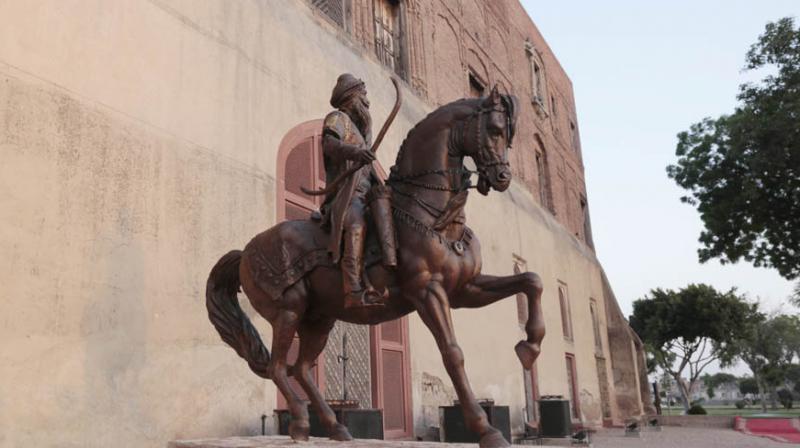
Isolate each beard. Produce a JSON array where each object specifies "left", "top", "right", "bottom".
[{"left": 345, "top": 98, "right": 372, "bottom": 142}]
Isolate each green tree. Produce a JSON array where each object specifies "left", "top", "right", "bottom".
[
  {"left": 703, "top": 372, "right": 739, "bottom": 400},
  {"left": 630, "top": 284, "right": 753, "bottom": 411},
  {"left": 786, "top": 364, "right": 800, "bottom": 394},
  {"left": 740, "top": 377, "right": 760, "bottom": 398},
  {"left": 667, "top": 18, "right": 800, "bottom": 285},
  {"left": 733, "top": 313, "right": 800, "bottom": 411}
]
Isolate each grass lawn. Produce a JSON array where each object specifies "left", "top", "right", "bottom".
[{"left": 660, "top": 405, "right": 800, "bottom": 417}]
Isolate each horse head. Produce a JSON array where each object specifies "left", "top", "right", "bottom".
[{"left": 457, "top": 86, "right": 519, "bottom": 195}]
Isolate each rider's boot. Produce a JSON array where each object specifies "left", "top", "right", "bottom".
[{"left": 342, "top": 226, "right": 384, "bottom": 309}]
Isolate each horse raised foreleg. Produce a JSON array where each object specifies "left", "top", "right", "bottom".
[
  {"left": 268, "top": 309, "right": 310, "bottom": 441},
  {"left": 295, "top": 318, "right": 354, "bottom": 441},
  {"left": 410, "top": 281, "right": 510, "bottom": 448},
  {"left": 451, "top": 273, "right": 545, "bottom": 369}
]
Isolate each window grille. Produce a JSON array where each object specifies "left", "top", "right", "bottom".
[
  {"left": 373, "top": 0, "right": 402, "bottom": 76},
  {"left": 311, "top": 0, "right": 346, "bottom": 28},
  {"left": 525, "top": 39, "right": 548, "bottom": 117}
]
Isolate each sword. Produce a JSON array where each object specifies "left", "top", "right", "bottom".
[{"left": 301, "top": 77, "right": 402, "bottom": 196}]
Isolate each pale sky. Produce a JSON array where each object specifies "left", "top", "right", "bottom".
[{"left": 520, "top": 1, "right": 798, "bottom": 322}]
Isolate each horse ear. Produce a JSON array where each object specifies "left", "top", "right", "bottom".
[{"left": 484, "top": 84, "right": 501, "bottom": 106}]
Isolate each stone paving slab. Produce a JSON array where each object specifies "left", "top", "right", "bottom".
[
  {"left": 169, "top": 426, "right": 792, "bottom": 448},
  {"left": 591, "top": 426, "right": 790, "bottom": 447},
  {"left": 167, "top": 436, "right": 552, "bottom": 448}
]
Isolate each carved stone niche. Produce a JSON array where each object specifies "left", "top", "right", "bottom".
[{"left": 525, "top": 39, "right": 549, "bottom": 120}]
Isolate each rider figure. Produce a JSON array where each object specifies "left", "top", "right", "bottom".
[{"left": 320, "top": 74, "right": 383, "bottom": 309}]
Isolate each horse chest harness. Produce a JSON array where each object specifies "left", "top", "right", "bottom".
[{"left": 384, "top": 104, "right": 512, "bottom": 255}]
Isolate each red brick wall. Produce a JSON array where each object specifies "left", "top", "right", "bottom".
[{"left": 342, "top": 0, "right": 592, "bottom": 247}]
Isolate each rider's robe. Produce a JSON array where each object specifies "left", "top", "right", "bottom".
[{"left": 320, "top": 110, "right": 379, "bottom": 263}]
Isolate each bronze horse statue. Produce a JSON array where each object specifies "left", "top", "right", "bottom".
[{"left": 206, "top": 87, "right": 545, "bottom": 448}]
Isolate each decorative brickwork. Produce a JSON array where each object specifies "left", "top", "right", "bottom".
[{"left": 332, "top": 0, "right": 594, "bottom": 248}]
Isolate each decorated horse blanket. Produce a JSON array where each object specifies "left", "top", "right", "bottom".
[{"left": 243, "top": 219, "right": 386, "bottom": 301}]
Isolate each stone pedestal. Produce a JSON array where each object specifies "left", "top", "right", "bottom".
[{"left": 168, "top": 436, "right": 551, "bottom": 448}]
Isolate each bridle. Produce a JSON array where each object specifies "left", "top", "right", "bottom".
[
  {"left": 385, "top": 99, "right": 515, "bottom": 253},
  {"left": 387, "top": 100, "right": 513, "bottom": 220},
  {"left": 388, "top": 101, "right": 513, "bottom": 197},
  {"left": 453, "top": 104, "right": 513, "bottom": 176}
]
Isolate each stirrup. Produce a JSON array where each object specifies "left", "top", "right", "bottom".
[{"left": 344, "top": 288, "right": 385, "bottom": 309}]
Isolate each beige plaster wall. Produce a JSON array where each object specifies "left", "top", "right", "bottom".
[
  {"left": 0, "top": 0, "right": 630, "bottom": 446},
  {"left": 0, "top": 1, "right": 426, "bottom": 446},
  {"left": 408, "top": 182, "right": 616, "bottom": 436}
]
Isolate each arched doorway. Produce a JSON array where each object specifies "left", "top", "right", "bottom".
[
  {"left": 275, "top": 120, "right": 326, "bottom": 409},
  {"left": 275, "top": 120, "right": 412, "bottom": 439},
  {"left": 276, "top": 120, "right": 326, "bottom": 222}
]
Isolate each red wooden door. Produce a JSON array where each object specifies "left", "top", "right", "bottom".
[
  {"left": 371, "top": 318, "right": 413, "bottom": 439},
  {"left": 275, "top": 120, "right": 326, "bottom": 409}
]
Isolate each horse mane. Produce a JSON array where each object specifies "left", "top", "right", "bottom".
[
  {"left": 391, "top": 94, "right": 517, "bottom": 169},
  {"left": 392, "top": 98, "right": 481, "bottom": 168}
]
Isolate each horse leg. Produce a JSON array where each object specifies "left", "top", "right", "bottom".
[
  {"left": 409, "top": 281, "right": 510, "bottom": 448},
  {"left": 268, "top": 309, "right": 310, "bottom": 441},
  {"left": 451, "top": 273, "right": 545, "bottom": 369},
  {"left": 295, "top": 318, "right": 354, "bottom": 441}
]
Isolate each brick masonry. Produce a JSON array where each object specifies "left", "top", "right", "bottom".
[{"left": 334, "top": 0, "right": 593, "bottom": 246}]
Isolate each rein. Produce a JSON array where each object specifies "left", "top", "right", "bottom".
[
  {"left": 387, "top": 103, "right": 510, "bottom": 197},
  {"left": 384, "top": 99, "right": 514, "bottom": 251}
]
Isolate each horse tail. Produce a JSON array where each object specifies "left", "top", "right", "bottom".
[{"left": 206, "top": 250, "right": 272, "bottom": 379}]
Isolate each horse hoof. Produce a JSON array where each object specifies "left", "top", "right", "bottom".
[
  {"left": 289, "top": 420, "right": 310, "bottom": 442},
  {"left": 479, "top": 429, "right": 510, "bottom": 448},
  {"left": 515, "top": 340, "right": 540, "bottom": 369},
  {"left": 329, "top": 423, "right": 353, "bottom": 441}
]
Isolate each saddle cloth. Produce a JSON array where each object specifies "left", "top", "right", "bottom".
[{"left": 243, "top": 216, "right": 386, "bottom": 301}]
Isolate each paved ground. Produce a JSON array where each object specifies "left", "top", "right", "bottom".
[
  {"left": 169, "top": 427, "right": 792, "bottom": 448},
  {"left": 169, "top": 437, "right": 532, "bottom": 447},
  {"left": 587, "top": 426, "right": 791, "bottom": 448}
]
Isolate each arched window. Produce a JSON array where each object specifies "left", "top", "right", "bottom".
[
  {"left": 277, "top": 120, "right": 326, "bottom": 222},
  {"left": 311, "top": 0, "right": 347, "bottom": 29},
  {"left": 373, "top": 0, "right": 407, "bottom": 79},
  {"left": 534, "top": 135, "right": 554, "bottom": 215},
  {"left": 525, "top": 39, "right": 549, "bottom": 119}
]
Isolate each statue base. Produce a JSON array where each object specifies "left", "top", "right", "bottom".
[{"left": 168, "top": 436, "right": 544, "bottom": 447}]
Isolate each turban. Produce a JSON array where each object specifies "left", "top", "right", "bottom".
[{"left": 330, "top": 73, "right": 365, "bottom": 108}]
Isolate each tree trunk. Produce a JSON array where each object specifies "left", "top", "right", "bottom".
[
  {"left": 769, "top": 386, "right": 779, "bottom": 410},
  {"left": 674, "top": 375, "right": 691, "bottom": 412},
  {"left": 756, "top": 375, "right": 768, "bottom": 413}
]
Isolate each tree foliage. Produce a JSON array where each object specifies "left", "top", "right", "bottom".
[
  {"left": 630, "top": 284, "right": 754, "bottom": 410},
  {"left": 733, "top": 313, "right": 800, "bottom": 411},
  {"left": 777, "top": 389, "right": 793, "bottom": 409},
  {"left": 702, "top": 372, "right": 739, "bottom": 399},
  {"left": 787, "top": 364, "right": 800, "bottom": 395},
  {"left": 667, "top": 17, "right": 800, "bottom": 280},
  {"left": 740, "top": 377, "right": 760, "bottom": 397}
]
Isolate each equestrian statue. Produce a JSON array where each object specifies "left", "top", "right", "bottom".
[{"left": 206, "top": 74, "right": 546, "bottom": 448}]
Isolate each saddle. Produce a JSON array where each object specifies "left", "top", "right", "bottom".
[{"left": 243, "top": 187, "right": 395, "bottom": 301}]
